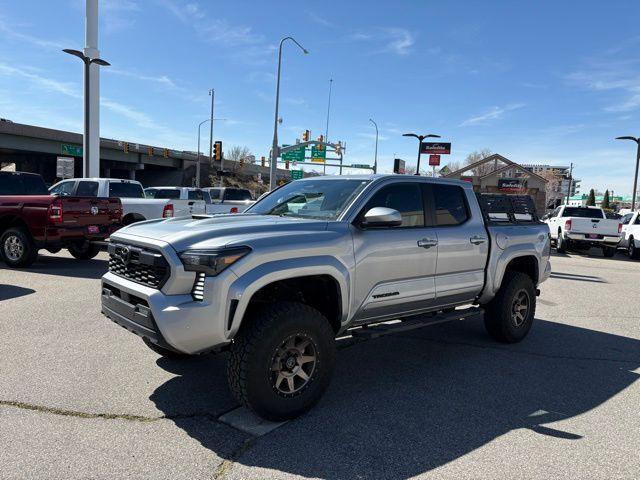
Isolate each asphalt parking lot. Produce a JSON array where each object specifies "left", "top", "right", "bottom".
[{"left": 1, "top": 249, "right": 639, "bottom": 480}]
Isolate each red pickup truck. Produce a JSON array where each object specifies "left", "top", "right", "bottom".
[{"left": 0, "top": 171, "right": 122, "bottom": 267}]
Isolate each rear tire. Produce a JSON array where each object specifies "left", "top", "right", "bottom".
[
  {"left": 67, "top": 241, "right": 101, "bottom": 260},
  {"left": 142, "top": 338, "right": 191, "bottom": 359},
  {"left": 602, "top": 246, "right": 616, "bottom": 258},
  {"left": 556, "top": 230, "right": 568, "bottom": 253},
  {"left": 1, "top": 227, "right": 38, "bottom": 267},
  {"left": 228, "top": 302, "right": 336, "bottom": 421},
  {"left": 483, "top": 271, "right": 536, "bottom": 343},
  {"left": 629, "top": 237, "right": 640, "bottom": 260}
]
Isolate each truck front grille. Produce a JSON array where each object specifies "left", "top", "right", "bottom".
[{"left": 108, "top": 243, "right": 170, "bottom": 289}]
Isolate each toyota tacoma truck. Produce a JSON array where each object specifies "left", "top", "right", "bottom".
[
  {"left": 544, "top": 205, "right": 621, "bottom": 256},
  {"left": 0, "top": 171, "right": 122, "bottom": 267},
  {"left": 49, "top": 178, "right": 175, "bottom": 225},
  {"left": 101, "top": 175, "right": 551, "bottom": 420}
]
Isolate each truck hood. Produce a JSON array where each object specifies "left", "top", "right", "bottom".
[{"left": 112, "top": 213, "right": 329, "bottom": 251}]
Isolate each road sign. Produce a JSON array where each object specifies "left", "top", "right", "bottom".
[
  {"left": 61, "top": 143, "right": 82, "bottom": 156},
  {"left": 439, "top": 165, "right": 451, "bottom": 176},
  {"left": 282, "top": 145, "right": 305, "bottom": 162},
  {"left": 351, "top": 163, "right": 371, "bottom": 169},
  {"left": 311, "top": 145, "right": 326, "bottom": 163},
  {"left": 420, "top": 142, "right": 451, "bottom": 155},
  {"left": 56, "top": 156, "right": 74, "bottom": 179},
  {"left": 428, "top": 154, "right": 441, "bottom": 166},
  {"left": 291, "top": 170, "right": 304, "bottom": 180},
  {"left": 393, "top": 158, "right": 406, "bottom": 174}
]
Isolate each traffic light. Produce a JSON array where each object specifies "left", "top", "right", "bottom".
[
  {"left": 261, "top": 156, "right": 266, "bottom": 167},
  {"left": 302, "top": 130, "right": 310, "bottom": 142},
  {"left": 240, "top": 156, "right": 245, "bottom": 168},
  {"left": 318, "top": 135, "right": 324, "bottom": 143},
  {"left": 213, "top": 141, "right": 222, "bottom": 161},
  {"left": 285, "top": 159, "right": 289, "bottom": 169},
  {"left": 163, "top": 148, "right": 169, "bottom": 158},
  {"left": 123, "top": 142, "right": 129, "bottom": 154},
  {"left": 147, "top": 146, "right": 153, "bottom": 157}
]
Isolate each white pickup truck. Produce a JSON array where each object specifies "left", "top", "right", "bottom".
[
  {"left": 202, "top": 187, "right": 255, "bottom": 214},
  {"left": 50, "top": 178, "right": 174, "bottom": 225},
  {"left": 143, "top": 187, "right": 207, "bottom": 216},
  {"left": 619, "top": 211, "right": 640, "bottom": 259},
  {"left": 544, "top": 205, "right": 621, "bottom": 256}
]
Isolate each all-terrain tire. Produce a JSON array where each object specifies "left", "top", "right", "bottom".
[
  {"left": 0, "top": 227, "right": 38, "bottom": 268},
  {"left": 483, "top": 271, "right": 536, "bottom": 343},
  {"left": 67, "top": 241, "right": 101, "bottom": 260},
  {"left": 556, "top": 230, "right": 568, "bottom": 253},
  {"left": 228, "top": 302, "right": 336, "bottom": 421}
]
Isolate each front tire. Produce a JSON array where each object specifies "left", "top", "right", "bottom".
[
  {"left": 483, "top": 271, "right": 536, "bottom": 343},
  {"left": 228, "top": 302, "right": 336, "bottom": 421},
  {"left": 556, "top": 230, "right": 568, "bottom": 253},
  {"left": 67, "top": 241, "right": 101, "bottom": 260},
  {"left": 1, "top": 227, "right": 38, "bottom": 267},
  {"left": 602, "top": 246, "right": 616, "bottom": 258},
  {"left": 629, "top": 237, "right": 640, "bottom": 260}
]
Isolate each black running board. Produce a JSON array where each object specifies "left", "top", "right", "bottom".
[{"left": 348, "top": 307, "right": 483, "bottom": 340}]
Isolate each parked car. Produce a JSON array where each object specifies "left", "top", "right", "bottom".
[
  {"left": 0, "top": 171, "right": 121, "bottom": 267},
  {"left": 544, "top": 205, "right": 621, "bottom": 256},
  {"left": 201, "top": 187, "right": 255, "bottom": 214},
  {"left": 49, "top": 178, "right": 174, "bottom": 225},
  {"left": 143, "top": 187, "right": 206, "bottom": 216},
  {"left": 619, "top": 211, "right": 640, "bottom": 259},
  {"left": 101, "top": 175, "right": 551, "bottom": 420}
]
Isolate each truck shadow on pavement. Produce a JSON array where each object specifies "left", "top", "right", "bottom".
[
  {"left": 15, "top": 253, "right": 108, "bottom": 279},
  {"left": 0, "top": 284, "right": 35, "bottom": 301},
  {"left": 150, "top": 318, "right": 640, "bottom": 480}
]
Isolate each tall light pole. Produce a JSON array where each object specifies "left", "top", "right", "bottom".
[
  {"left": 402, "top": 133, "right": 440, "bottom": 176},
  {"left": 62, "top": 48, "right": 110, "bottom": 177},
  {"left": 564, "top": 162, "right": 574, "bottom": 206},
  {"left": 616, "top": 135, "right": 640, "bottom": 211},
  {"left": 270, "top": 36, "right": 308, "bottom": 191},
  {"left": 196, "top": 117, "right": 227, "bottom": 187},
  {"left": 323, "top": 78, "right": 333, "bottom": 175},
  {"left": 369, "top": 119, "right": 378, "bottom": 174}
]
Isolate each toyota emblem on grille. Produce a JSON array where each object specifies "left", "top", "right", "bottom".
[
  {"left": 90, "top": 206, "right": 99, "bottom": 215},
  {"left": 115, "top": 246, "right": 131, "bottom": 264}
]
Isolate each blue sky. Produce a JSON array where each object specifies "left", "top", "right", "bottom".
[{"left": 1, "top": 1, "right": 640, "bottom": 194}]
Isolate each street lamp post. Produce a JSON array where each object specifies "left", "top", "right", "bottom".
[
  {"left": 62, "top": 48, "right": 110, "bottom": 177},
  {"left": 270, "top": 36, "right": 308, "bottom": 191},
  {"left": 196, "top": 117, "right": 227, "bottom": 187},
  {"left": 402, "top": 132, "right": 441, "bottom": 176},
  {"left": 369, "top": 119, "right": 378, "bottom": 174},
  {"left": 615, "top": 136, "right": 640, "bottom": 211}
]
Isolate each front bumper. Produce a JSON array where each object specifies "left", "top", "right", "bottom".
[{"left": 101, "top": 271, "right": 232, "bottom": 355}]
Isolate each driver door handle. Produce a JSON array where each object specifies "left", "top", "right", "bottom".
[
  {"left": 470, "top": 235, "right": 487, "bottom": 245},
  {"left": 417, "top": 238, "right": 438, "bottom": 249}
]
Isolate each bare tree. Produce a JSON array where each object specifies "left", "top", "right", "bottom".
[
  {"left": 462, "top": 149, "right": 494, "bottom": 176},
  {"left": 538, "top": 170, "right": 563, "bottom": 208},
  {"left": 443, "top": 160, "right": 461, "bottom": 173},
  {"left": 223, "top": 145, "right": 253, "bottom": 173}
]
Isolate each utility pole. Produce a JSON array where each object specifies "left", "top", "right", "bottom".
[
  {"left": 615, "top": 136, "right": 640, "bottom": 211},
  {"left": 565, "top": 162, "right": 573, "bottom": 205},
  {"left": 324, "top": 79, "right": 333, "bottom": 175},
  {"left": 84, "top": 0, "right": 100, "bottom": 177},
  {"left": 369, "top": 119, "right": 378, "bottom": 174}
]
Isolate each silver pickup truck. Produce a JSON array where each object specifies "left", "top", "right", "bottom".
[{"left": 101, "top": 175, "right": 551, "bottom": 420}]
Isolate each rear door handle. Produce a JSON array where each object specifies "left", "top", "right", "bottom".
[
  {"left": 417, "top": 238, "right": 438, "bottom": 249},
  {"left": 470, "top": 235, "right": 487, "bottom": 245}
]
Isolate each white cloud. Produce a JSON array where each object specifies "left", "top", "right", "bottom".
[
  {"left": 382, "top": 28, "right": 415, "bottom": 56},
  {"left": 0, "top": 18, "right": 66, "bottom": 50},
  {"left": 102, "top": 0, "right": 141, "bottom": 32},
  {"left": 106, "top": 68, "right": 178, "bottom": 89},
  {"left": 460, "top": 103, "right": 525, "bottom": 127},
  {"left": 0, "top": 63, "right": 80, "bottom": 98}
]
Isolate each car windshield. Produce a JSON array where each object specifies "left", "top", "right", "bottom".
[
  {"left": 109, "top": 182, "right": 145, "bottom": 198},
  {"left": 247, "top": 179, "right": 370, "bottom": 220},
  {"left": 563, "top": 207, "right": 604, "bottom": 219}
]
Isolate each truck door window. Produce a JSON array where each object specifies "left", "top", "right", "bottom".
[
  {"left": 635, "top": 215, "right": 640, "bottom": 225},
  {"left": 76, "top": 181, "right": 99, "bottom": 197},
  {"left": 188, "top": 190, "right": 204, "bottom": 200},
  {"left": 50, "top": 181, "right": 76, "bottom": 196},
  {"left": 432, "top": 184, "right": 469, "bottom": 226},
  {"left": 363, "top": 183, "right": 424, "bottom": 227},
  {"left": 109, "top": 182, "right": 145, "bottom": 198}
]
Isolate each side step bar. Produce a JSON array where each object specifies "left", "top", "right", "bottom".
[{"left": 349, "top": 307, "right": 483, "bottom": 340}]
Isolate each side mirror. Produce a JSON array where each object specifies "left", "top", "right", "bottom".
[{"left": 361, "top": 207, "right": 402, "bottom": 228}]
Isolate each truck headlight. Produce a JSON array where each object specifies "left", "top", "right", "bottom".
[{"left": 179, "top": 247, "right": 250, "bottom": 276}]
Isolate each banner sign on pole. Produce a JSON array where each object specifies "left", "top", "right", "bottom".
[
  {"left": 420, "top": 142, "right": 451, "bottom": 155},
  {"left": 428, "top": 154, "right": 441, "bottom": 166},
  {"left": 56, "top": 156, "right": 75, "bottom": 179}
]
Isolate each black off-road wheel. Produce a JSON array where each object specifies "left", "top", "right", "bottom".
[
  {"left": 142, "top": 338, "right": 191, "bottom": 359},
  {"left": 556, "top": 230, "right": 568, "bottom": 253},
  {"left": 602, "top": 246, "right": 616, "bottom": 258},
  {"left": 483, "top": 271, "right": 536, "bottom": 343},
  {"left": 1, "top": 227, "right": 38, "bottom": 268},
  {"left": 228, "top": 302, "right": 336, "bottom": 421},
  {"left": 67, "top": 241, "right": 101, "bottom": 260},
  {"left": 629, "top": 237, "right": 640, "bottom": 260}
]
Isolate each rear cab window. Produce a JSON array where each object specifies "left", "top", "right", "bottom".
[
  {"left": 108, "top": 182, "right": 145, "bottom": 198},
  {"left": 432, "top": 184, "right": 469, "bottom": 226},
  {"left": 145, "top": 188, "right": 180, "bottom": 199},
  {"left": 224, "top": 188, "right": 253, "bottom": 201},
  {"left": 76, "top": 181, "right": 99, "bottom": 197},
  {"left": 0, "top": 173, "right": 49, "bottom": 195},
  {"left": 562, "top": 207, "right": 604, "bottom": 219},
  {"left": 188, "top": 190, "right": 204, "bottom": 200}
]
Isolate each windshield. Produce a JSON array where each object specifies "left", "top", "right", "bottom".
[
  {"left": 145, "top": 188, "right": 180, "bottom": 199},
  {"left": 109, "top": 182, "right": 145, "bottom": 198},
  {"left": 225, "top": 188, "right": 253, "bottom": 201},
  {"left": 563, "top": 207, "right": 604, "bottom": 219},
  {"left": 247, "top": 179, "right": 370, "bottom": 220}
]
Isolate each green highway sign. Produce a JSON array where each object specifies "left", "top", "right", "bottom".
[
  {"left": 311, "top": 145, "right": 326, "bottom": 162},
  {"left": 290, "top": 169, "right": 304, "bottom": 180},
  {"left": 61, "top": 143, "right": 83, "bottom": 156},
  {"left": 350, "top": 163, "right": 371, "bottom": 169},
  {"left": 282, "top": 145, "right": 305, "bottom": 162}
]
